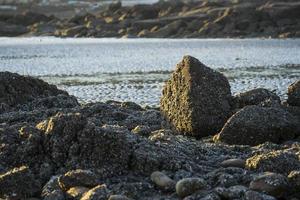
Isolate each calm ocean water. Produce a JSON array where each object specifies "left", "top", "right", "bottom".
[{"left": 0, "top": 37, "right": 299, "bottom": 106}]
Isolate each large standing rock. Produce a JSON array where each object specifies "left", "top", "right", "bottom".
[
  {"left": 160, "top": 56, "right": 232, "bottom": 137},
  {"left": 0, "top": 72, "right": 78, "bottom": 108},
  {"left": 214, "top": 105, "right": 300, "bottom": 145},
  {"left": 287, "top": 80, "right": 300, "bottom": 107}
]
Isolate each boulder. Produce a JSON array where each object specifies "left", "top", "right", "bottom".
[
  {"left": 0, "top": 72, "right": 77, "bottom": 108},
  {"left": 249, "top": 172, "right": 289, "bottom": 198},
  {"left": 232, "top": 88, "right": 280, "bottom": 109},
  {"left": 36, "top": 112, "right": 135, "bottom": 176},
  {"left": 287, "top": 80, "right": 300, "bottom": 107},
  {"left": 246, "top": 150, "right": 300, "bottom": 175},
  {"left": 214, "top": 106, "right": 300, "bottom": 145},
  {"left": 0, "top": 166, "right": 41, "bottom": 199},
  {"left": 160, "top": 55, "right": 232, "bottom": 137}
]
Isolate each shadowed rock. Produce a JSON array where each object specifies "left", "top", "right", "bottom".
[
  {"left": 233, "top": 88, "right": 280, "bottom": 109},
  {"left": 246, "top": 150, "right": 300, "bottom": 175},
  {"left": 160, "top": 55, "right": 232, "bottom": 137},
  {"left": 214, "top": 105, "right": 300, "bottom": 145},
  {"left": 0, "top": 166, "right": 41, "bottom": 199},
  {"left": 288, "top": 80, "right": 300, "bottom": 107},
  {"left": 0, "top": 72, "right": 78, "bottom": 110}
]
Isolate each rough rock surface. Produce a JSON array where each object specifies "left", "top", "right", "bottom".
[
  {"left": 0, "top": 166, "right": 41, "bottom": 199},
  {"left": 0, "top": 72, "right": 300, "bottom": 199},
  {"left": 249, "top": 172, "right": 289, "bottom": 198},
  {"left": 0, "top": 72, "right": 78, "bottom": 110},
  {"left": 246, "top": 150, "right": 300, "bottom": 175},
  {"left": 160, "top": 55, "right": 232, "bottom": 137},
  {"left": 214, "top": 105, "right": 300, "bottom": 145},
  {"left": 288, "top": 80, "right": 300, "bottom": 106},
  {"left": 232, "top": 88, "right": 280, "bottom": 109}
]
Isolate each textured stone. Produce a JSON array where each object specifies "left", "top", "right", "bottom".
[
  {"left": 0, "top": 166, "right": 41, "bottom": 199},
  {"left": 233, "top": 88, "right": 280, "bottom": 109},
  {"left": 160, "top": 55, "right": 232, "bottom": 137},
  {"left": 176, "top": 177, "right": 207, "bottom": 198},
  {"left": 249, "top": 172, "right": 289, "bottom": 198},
  {"left": 214, "top": 106, "right": 300, "bottom": 145},
  {"left": 80, "top": 185, "right": 110, "bottom": 200},
  {"left": 246, "top": 150, "right": 300, "bottom": 175},
  {"left": 220, "top": 158, "right": 245, "bottom": 168},
  {"left": 150, "top": 171, "right": 176, "bottom": 191},
  {"left": 0, "top": 72, "right": 76, "bottom": 108},
  {"left": 288, "top": 80, "right": 300, "bottom": 107},
  {"left": 58, "top": 170, "right": 99, "bottom": 191}
]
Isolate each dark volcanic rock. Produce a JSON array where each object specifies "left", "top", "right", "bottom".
[
  {"left": 0, "top": 72, "right": 78, "bottom": 109},
  {"left": 160, "top": 55, "right": 232, "bottom": 137},
  {"left": 214, "top": 105, "right": 300, "bottom": 145},
  {"left": 233, "top": 88, "right": 280, "bottom": 109},
  {"left": 288, "top": 80, "right": 300, "bottom": 107},
  {"left": 0, "top": 166, "right": 41, "bottom": 199}
]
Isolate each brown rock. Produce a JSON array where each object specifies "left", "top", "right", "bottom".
[{"left": 160, "top": 55, "right": 232, "bottom": 137}]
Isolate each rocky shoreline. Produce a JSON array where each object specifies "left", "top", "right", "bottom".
[
  {"left": 0, "top": 0, "right": 300, "bottom": 38},
  {"left": 0, "top": 56, "right": 300, "bottom": 200}
]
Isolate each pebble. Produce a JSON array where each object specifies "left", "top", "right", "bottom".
[
  {"left": 150, "top": 171, "right": 176, "bottom": 191},
  {"left": 108, "top": 195, "right": 132, "bottom": 200},
  {"left": 176, "top": 177, "right": 207, "bottom": 198},
  {"left": 220, "top": 159, "right": 245, "bottom": 168}
]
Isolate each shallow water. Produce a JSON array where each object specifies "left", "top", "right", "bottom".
[{"left": 0, "top": 37, "right": 299, "bottom": 106}]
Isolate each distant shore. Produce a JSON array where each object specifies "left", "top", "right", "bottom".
[{"left": 0, "top": 0, "right": 300, "bottom": 38}]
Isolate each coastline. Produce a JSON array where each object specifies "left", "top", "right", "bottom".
[
  {"left": 1, "top": 0, "right": 300, "bottom": 39},
  {"left": 0, "top": 56, "right": 299, "bottom": 199}
]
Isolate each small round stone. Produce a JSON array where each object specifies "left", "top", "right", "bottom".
[
  {"left": 150, "top": 171, "right": 176, "bottom": 191},
  {"left": 220, "top": 159, "right": 245, "bottom": 168},
  {"left": 176, "top": 178, "right": 207, "bottom": 198}
]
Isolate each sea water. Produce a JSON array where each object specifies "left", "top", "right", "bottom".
[{"left": 0, "top": 37, "right": 299, "bottom": 106}]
